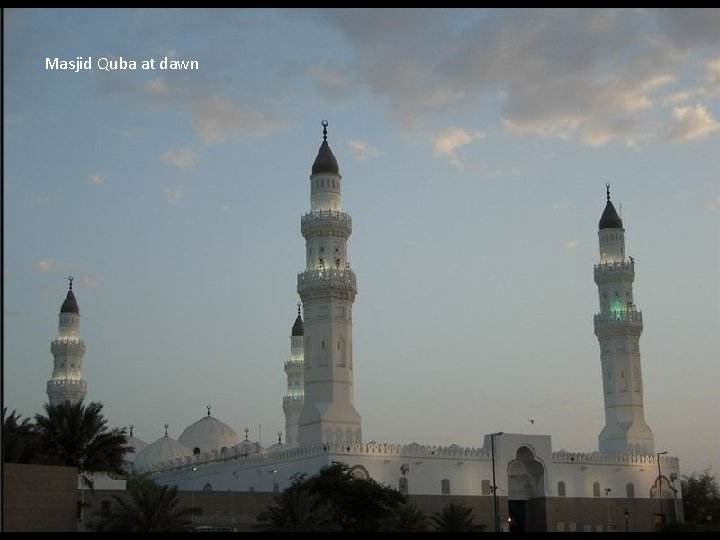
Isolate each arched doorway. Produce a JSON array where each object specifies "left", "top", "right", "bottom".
[{"left": 507, "top": 446, "right": 547, "bottom": 532}]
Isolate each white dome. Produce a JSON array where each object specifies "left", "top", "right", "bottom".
[
  {"left": 133, "top": 435, "right": 192, "bottom": 471},
  {"left": 124, "top": 435, "right": 147, "bottom": 463},
  {"left": 178, "top": 415, "right": 239, "bottom": 455}
]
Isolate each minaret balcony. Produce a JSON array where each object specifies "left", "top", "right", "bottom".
[
  {"left": 47, "top": 378, "right": 87, "bottom": 392},
  {"left": 594, "top": 260, "right": 634, "bottom": 281},
  {"left": 594, "top": 309, "right": 643, "bottom": 331},
  {"left": 284, "top": 359, "right": 304, "bottom": 371},
  {"left": 283, "top": 395, "right": 305, "bottom": 409},
  {"left": 301, "top": 210, "right": 352, "bottom": 239},
  {"left": 298, "top": 268, "right": 357, "bottom": 301},
  {"left": 51, "top": 339, "right": 86, "bottom": 355}
]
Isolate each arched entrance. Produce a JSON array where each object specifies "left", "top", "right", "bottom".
[{"left": 507, "top": 446, "right": 547, "bottom": 532}]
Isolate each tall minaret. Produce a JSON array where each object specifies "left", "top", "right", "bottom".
[
  {"left": 594, "top": 185, "right": 654, "bottom": 455},
  {"left": 47, "top": 277, "right": 87, "bottom": 405},
  {"left": 297, "top": 121, "right": 362, "bottom": 446},
  {"left": 283, "top": 303, "right": 305, "bottom": 448}
]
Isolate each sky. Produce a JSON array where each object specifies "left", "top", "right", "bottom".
[{"left": 4, "top": 8, "right": 719, "bottom": 476}]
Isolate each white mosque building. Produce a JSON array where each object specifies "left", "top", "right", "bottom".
[{"left": 48, "top": 124, "right": 682, "bottom": 532}]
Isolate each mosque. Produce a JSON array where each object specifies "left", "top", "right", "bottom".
[{"left": 46, "top": 123, "right": 682, "bottom": 532}]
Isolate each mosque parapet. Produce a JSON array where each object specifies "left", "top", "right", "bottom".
[{"left": 552, "top": 450, "right": 678, "bottom": 467}]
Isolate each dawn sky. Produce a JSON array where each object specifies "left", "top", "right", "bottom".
[{"left": 4, "top": 8, "right": 719, "bottom": 475}]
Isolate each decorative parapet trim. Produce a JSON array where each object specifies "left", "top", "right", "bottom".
[{"left": 552, "top": 451, "right": 678, "bottom": 467}]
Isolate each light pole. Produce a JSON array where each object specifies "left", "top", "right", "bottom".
[
  {"left": 191, "top": 465, "right": 198, "bottom": 528},
  {"left": 657, "top": 451, "right": 668, "bottom": 530},
  {"left": 604, "top": 488, "right": 612, "bottom": 531},
  {"left": 490, "top": 432, "right": 504, "bottom": 533},
  {"left": 624, "top": 508, "right": 629, "bottom": 532}
]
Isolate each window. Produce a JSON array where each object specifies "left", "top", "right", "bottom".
[
  {"left": 441, "top": 479, "right": 451, "bottom": 494},
  {"left": 193, "top": 447, "right": 200, "bottom": 455},
  {"left": 626, "top": 483, "right": 635, "bottom": 498},
  {"left": 481, "top": 480, "right": 491, "bottom": 495},
  {"left": 273, "top": 482, "right": 280, "bottom": 494},
  {"left": 558, "top": 481, "right": 566, "bottom": 496},
  {"left": 593, "top": 482, "right": 600, "bottom": 497}
]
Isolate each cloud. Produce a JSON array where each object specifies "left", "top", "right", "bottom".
[
  {"left": 188, "top": 97, "right": 288, "bottom": 145},
  {"left": 162, "top": 148, "right": 199, "bottom": 170},
  {"left": 348, "top": 139, "right": 380, "bottom": 160},
  {"left": 668, "top": 104, "right": 719, "bottom": 142},
  {"left": 40, "top": 283, "right": 57, "bottom": 295},
  {"left": 310, "top": 67, "right": 349, "bottom": 102},
  {"left": 552, "top": 201, "right": 574, "bottom": 211},
  {"left": 663, "top": 91, "right": 693, "bottom": 106},
  {"left": 35, "top": 260, "right": 53, "bottom": 272},
  {"left": 165, "top": 188, "right": 184, "bottom": 203},
  {"left": 433, "top": 127, "right": 486, "bottom": 167},
  {"left": 144, "top": 78, "right": 171, "bottom": 97},
  {"left": 78, "top": 276, "right": 101, "bottom": 289},
  {"left": 706, "top": 196, "right": 720, "bottom": 211},
  {"left": 316, "top": 9, "right": 719, "bottom": 146},
  {"left": 89, "top": 173, "right": 106, "bottom": 185},
  {"left": 564, "top": 240, "right": 579, "bottom": 250}
]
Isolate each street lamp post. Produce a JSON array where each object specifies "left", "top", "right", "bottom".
[
  {"left": 490, "top": 432, "right": 504, "bottom": 533},
  {"left": 624, "top": 508, "right": 629, "bottom": 532},
  {"left": 604, "top": 488, "right": 612, "bottom": 531},
  {"left": 191, "top": 465, "right": 198, "bottom": 528},
  {"left": 657, "top": 451, "right": 668, "bottom": 530}
]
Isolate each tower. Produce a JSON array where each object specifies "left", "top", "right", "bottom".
[
  {"left": 594, "top": 185, "right": 654, "bottom": 455},
  {"left": 297, "top": 122, "right": 362, "bottom": 446},
  {"left": 283, "top": 303, "right": 305, "bottom": 448},
  {"left": 47, "top": 276, "right": 87, "bottom": 405}
]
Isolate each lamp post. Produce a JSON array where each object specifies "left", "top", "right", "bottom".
[
  {"left": 624, "top": 508, "right": 629, "bottom": 532},
  {"left": 191, "top": 465, "right": 198, "bottom": 528},
  {"left": 490, "top": 432, "right": 504, "bottom": 533},
  {"left": 657, "top": 451, "right": 668, "bottom": 530},
  {"left": 604, "top": 488, "right": 612, "bottom": 531}
]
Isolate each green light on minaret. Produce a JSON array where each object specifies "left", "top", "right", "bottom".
[{"left": 610, "top": 300, "right": 625, "bottom": 314}]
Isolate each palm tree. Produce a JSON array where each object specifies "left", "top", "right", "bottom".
[
  {"left": 256, "top": 489, "right": 338, "bottom": 532},
  {"left": 431, "top": 502, "right": 485, "bottom": 532},
  {"left": 88, "top": 475, "right": 197, "bottom": 532},
  {"left": 379, "top": 502, "right": 429, "bottom": 532},
  {"left": 2, "top": 407, "right": 41, "bottom": 464},
  {"left": 34, "top": 400, "right": 128, "bottom": 474}
]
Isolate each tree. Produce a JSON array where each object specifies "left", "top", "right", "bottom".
[
  {"left": 2, "top": 408, "right": 41, "bottom": 464},
  {"left": 34, "top": 400, "right": 128, "bottom": 474},
  {"left": 379, "top": 502, "right": 429, "bottom": 532},
  {"left": 88, "top": 475, "right": 198, "bottom": 532},
  {"left": 256, "top": 489, "right": 338, "bottom": 532},
  {"left": 681, "top": 470, "right": 720, "bottom": 530},
  {"left": 258, "top": 462, "right": 406, "bottom": 532},
  {"left": 431, "top": 502, "right": 485, "bottom": 532}
]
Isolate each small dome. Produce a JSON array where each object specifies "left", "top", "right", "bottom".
[
  {"left": 267, "top": 441, "right": 287, "bottom": 453},
  {"left": 234, "top": 438, "right": 261, "bottom": 455},
  {"left": 312, "top": 140, "right": 339, "bottom": 175},
  {"left": 599, "top": 200, "right": 623, "bottom": 230},
  {"left": 179, "top": 415, "right": 240, "bottom": 454},
  {"left": 123, "top": 435, "right": 147, "bottom": 464},
  {"left": 133, "top": 435, "right": 192, "bottom": 471},
  {"left": 61, "top": 290, "right": 79, "bottom": 314}
]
